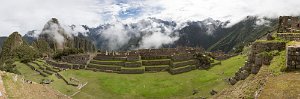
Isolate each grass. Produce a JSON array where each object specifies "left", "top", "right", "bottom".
[
  {"left": 268, "top": 51, "right": 286, "bottom": 76},
  {"left": 14, "top": 61, "right": 79, "bottom": 96},
  {"left": 53, "top": 55, "right": 247, "bottom": 99},
  {"left": 14, "top": 62, "right": 47, "bottom": 83},
  {"left": 48, "top": 75, "right": 79, "bottom": 96}
]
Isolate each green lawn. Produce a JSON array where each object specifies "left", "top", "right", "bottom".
[
  {"left": 55, "top": 55, "right": 247, "bottom": 99},
  {"left": 14, "top": 62, "right": 47, "bottom": 83}
]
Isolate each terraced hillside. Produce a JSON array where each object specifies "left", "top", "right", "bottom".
[
  {"left": 87, "top": 53, "right": 199, "bottom": 74},
  {"left": 55, "top": 55, "right": 246, "bottom": 98}
]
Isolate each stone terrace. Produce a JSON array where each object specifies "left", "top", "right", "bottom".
[{"left": 87, "top": 47, "right": 204, "bottom": 74}]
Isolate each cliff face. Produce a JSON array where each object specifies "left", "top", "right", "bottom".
[{"left": 38, "top": 18, "right": 95, "bottom": 52}]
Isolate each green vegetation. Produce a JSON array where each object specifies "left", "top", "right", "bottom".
[
  {"left": 32, "top": 39, "right": 53, "bottom": 55},
  {"left": 49, "top": 55, "right": 247, "bottom": 99},
  {"left": 257, "top": 50, "right": 280, "bottom": 58},
  {"left": 14, "top": 61, "right": 47, "bottom": 83},
  {"left": 14, "top": 61, "right": 79, "bottom": 96},
  {"left": 14, "top": 44, "right": 39, "bottom": 63},
  {"left": 207, "top": 17, "right": 278, "bottom": 53},
  {"left": 0, "top": 32, "right": 39, "bottom": 73},
  {"left": 268, "top": 51, "right": 286, "bottom": 76}
]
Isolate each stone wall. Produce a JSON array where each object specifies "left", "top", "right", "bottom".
[
  {"left": 141, "top": 55, "right": 170, "bottom": 60},
  {"left": 93, "top": 56, "right": 127, "bottom": 61},
  {"left": 278, "top": 16, "right": 300, "bottom": 33},
  {"left": 142, "top": 60, "right": 170, "bottom": 66},
  {"left": 127, "top": 55, "right": 140, "bottom": 61},
  {"left": 61, "top": 54, "right": 90, "bottom": 65},
  {"left": 170, "top": 60, "right": 197, "bottom": 68},
  {"left": 89, "top": 47, "right": 205, "bottom": 74},
  {"left": 87, "top": 64, "right": 121, "bottom": 72},
  {"left": 171, "top": 54, "right": 194, "bottom": 62},
  {"left": 124, "top": 62, "right": 142, "bottom": 67},
  {"left": 90, "top": 60, "right": 125, "bottom": 66},
  {"left": 229, "top": 41, "right": 286, "bottom": 85},
  {"left": 169, "top": 65, "right": 196, "bottom": 75},
  {"left": 286, "top": 46, "right": 300, "bottom": 70},
  {"left": 277, "top": 33, "right": 300, "bottom": 41},
  {"left": 145, "top": 66, "right": 169, "bottom": 72},
  {"left": 46, "top": 60, "right": 73, "bottom": 69}
]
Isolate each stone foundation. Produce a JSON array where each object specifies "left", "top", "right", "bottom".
[
  {"left": 145, "top": 66, "right": 169, "bottom": 72},
  {"left": 277, "top": 33, "right": 300, "bottom": 41},
  {"left": 61, "top": 54, "right": 90, "bottom": 65},
  {"left": 286, "top": 46, "right": 300, "bottom": 69},
  {"left": 169, "top": 65, "right": 196, "bottom": 75},
  {"left": 142, "top": 60, "right": 170, "bottom": 66},
  {"left": 170, "top": 60, "right": 197, "bottom": 68}
]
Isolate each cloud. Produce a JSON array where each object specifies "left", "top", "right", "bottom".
[
  {"left": 122, "top": 0, "right": 300, "bottom": 26},
  {"left": 1, "top": 0, "right": 300, "bottom": 42},
  {"left": 96, "top": 18, "right": 179, "bottom": 50},
  {"left": 0, "top": 0, "right": 102, "bottom": 36}
]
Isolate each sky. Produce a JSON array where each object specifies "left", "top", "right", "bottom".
[{"left": 0, "top": 0, "right": 300, "bottom": 36}]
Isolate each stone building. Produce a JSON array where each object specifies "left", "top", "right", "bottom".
[{"left": 278, "top": 16, "right": 300, "bottom": 33}]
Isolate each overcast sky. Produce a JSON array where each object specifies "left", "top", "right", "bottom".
[{"left": 0, "top": 0, "right": 300, "bottom": 36}]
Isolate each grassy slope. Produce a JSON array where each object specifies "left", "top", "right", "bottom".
[
  {"left": 2, "top": 71, "right": 70, "bottom": 99},
  {"left": 14, "top": 61, "right": 79, "bottom": 96},
  {"left": 14, "top": 62, "right": 47, "bottom": 83},
  {"left": 55, "top": 55, "right": 246, "bottom": 99},
  {"left": 212, "top": 50, "right": 287, "bottom": 99}
]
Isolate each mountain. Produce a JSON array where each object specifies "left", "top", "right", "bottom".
[
  {"left": 6, "top": 16, "right": 277, "bottom": 53},
  {"left": 0, "top": 32, "right": 24, "bottom": 61},
  {"left": 82, "top": 16, "right": 277, "bottom": 53},
  {"left": 207, "top": 17, "right": 278, "bottom": 53},
  {"left": 38, "top": 18, "right": 95, "bottom": 52}
]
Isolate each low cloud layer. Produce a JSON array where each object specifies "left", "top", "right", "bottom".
[
  {"left": 97, "top": 18, "right": 180, "bottom": 50},
  {"left": 1, "top": 0, "right": 300, "bottom": 36},
  {"left": 1, "top": 0, "right": 300, "bottom": 50}
]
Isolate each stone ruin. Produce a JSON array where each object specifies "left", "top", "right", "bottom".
[
  {"left": 61, "top": 54, "right": 90, "bottom": 65},
  {"left": 278, "top": 16, "right": 300, "bottom": 33},
  {"left": 277, "top": 16, "right": 300, "bottom": 41},
  {"left": 229, "top": 41, "right": 286, "bottom": 85},
  {"left": 286, "top": 45, "right": 300, "bottom": 70},
  {"left": 45, "top": 54, "right": 90, "bottom": 70},
  {"left": 87, "top": 47, "right": 205, "bottom": 74}
]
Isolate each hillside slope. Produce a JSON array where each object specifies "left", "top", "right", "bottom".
[
  {"left": 212, "top": 50, "right": 296, "bottom": 99},
  {"left": 1, "top": 71, "right": 70, "bottom": 99}
]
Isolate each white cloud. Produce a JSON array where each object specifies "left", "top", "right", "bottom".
[
  {"left": 0, "top": 0, "right": 102, "bottom": 36},
  {"left": 1, "top": 0, "right": 300, "bottom": 37}
]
